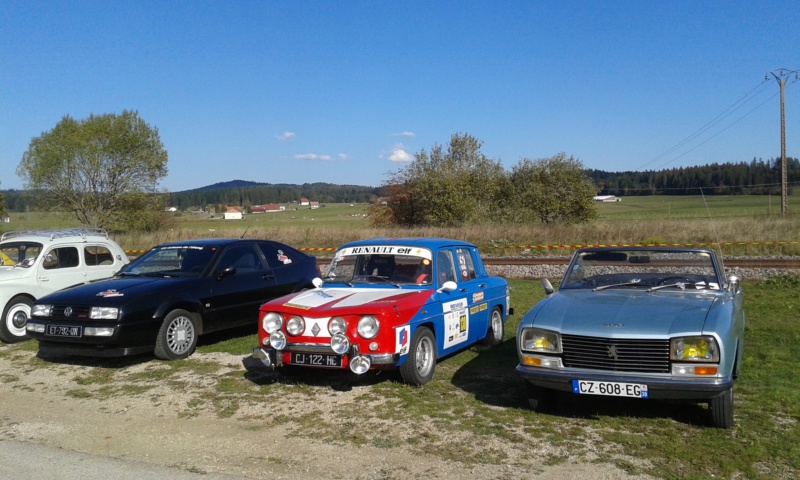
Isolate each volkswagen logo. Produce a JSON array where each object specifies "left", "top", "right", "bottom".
[{"left": 64, "top": 307, "right": 73, "bottom": 317}]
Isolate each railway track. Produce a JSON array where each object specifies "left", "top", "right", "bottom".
[{"left": 482, "top": 257, "right": 800, "bottom": 269}]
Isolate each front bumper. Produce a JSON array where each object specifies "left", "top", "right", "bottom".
[
  {"left": 26, "top": 317, "right": 161, "bottom": 357},
  {"left": 252, "top": 345, "right": 399, "bottom": 373},
  {"left": 515, "top": 364, "right": 734, "bottom": 400}
]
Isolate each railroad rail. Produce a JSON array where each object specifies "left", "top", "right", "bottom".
[{"left": 481, "top": 257, "right": 800, "bottom": 269}]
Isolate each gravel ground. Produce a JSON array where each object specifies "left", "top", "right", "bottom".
[{"left": 0, "top": 347, "right": 654, "bottom": 480}]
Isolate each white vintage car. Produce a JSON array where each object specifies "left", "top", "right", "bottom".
[{"left": 0, "top": 228, "right": 129, "bottom": 343}]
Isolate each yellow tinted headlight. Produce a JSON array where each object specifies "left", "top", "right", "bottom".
[{"left": 671, "top": 336, "right": 719, "bottom": 362}]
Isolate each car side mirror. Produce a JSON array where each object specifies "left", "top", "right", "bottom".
[
  {"left": 438, "top": 280, "right": 458, "bottom": 292},
  {"left": 312, "top": 277, "right": 323, "bottom": 288},
  {"left": 541, "top": 278, "right": 555, "bottom": 295},
  {"left": 217, "top": 265, "right": 236, "bottom": 280},
  {"left": 727, "top": 275, "right": 740, "bottom": 294}
]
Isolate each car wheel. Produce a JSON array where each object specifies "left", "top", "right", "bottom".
[
  {"left": 480, "top": 307, "right": 504, "bottom": 347},
  {"left": 399, "top": 326, "right": 436, "bottom": 386},
  {"left": 709, "top": 387, "right": 734, "bottom": 428},
  {"left": 154, "top": 309, "right": 198, "bottom": 360},
  {"left": 525, "top": 383, "right": 554, "bottom": 411},
  {"left": 0, "top": 296, "right": 33, "bottom": 343}
]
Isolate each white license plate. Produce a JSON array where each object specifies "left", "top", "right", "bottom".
[
  {"left": 46, "top": 325, "right": 83, "bottom": 338},
  {"left": 571, "top": 379, "right": 648, "bottom": 398},
  {"left": 291, "top": 352, "right": 342, "bottom": 367}
]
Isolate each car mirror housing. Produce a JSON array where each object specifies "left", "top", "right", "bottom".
[
  {"left": 541, "top": 278, "right": 555, "bottom": 295},
  {"left": 438, "top": 280, "right": 458, "bottom": 292},
  {"left": 312, "top": 277, "right": 323, "bottom": 288},
  {"left": 217, "top": 265, "right": 236, "bottom": 280},
  {"left": 727, "top": 275, "right": 740, "bottom": 294}
]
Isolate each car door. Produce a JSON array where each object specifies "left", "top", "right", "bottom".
[
  {"left": 257, "top": 242, "right": 301, "bottom": 298},
  {"left": 205, "top": 243, "right": 277, "bottom": 332},
  {"left": 453, "top": 246, "right": 491, "bottom": 343},
  {"left": 435, "top": 247, "right": 475, "bottom": 354},
  {"left": 35, "top": 245, "right": 87, "bottom": 296},
  {"left": 83, "top": 244, "right": 123, "bottom": 281}
]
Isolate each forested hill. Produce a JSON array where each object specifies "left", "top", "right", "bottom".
[
  {"left": 167, "top": 181, "right": 380, "bottom": 209},
  {"left": 589, "top": 157, "right": 800, "bottom": 196}
]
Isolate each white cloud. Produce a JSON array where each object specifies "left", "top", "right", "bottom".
[
  {"left": 294, "top": 153, "right": 332, "bottom": 161},
  {"left": 276, "top": 131, "right": 296, "bottom": 141},
  {"left": 392, "top": 131, "right": 416, "bottom": 138},
  {"left": 338, "top": 153, "right": 347, "bottom": 160},
  {"left": 388, "top": 144, "right": 412, "bottom": 163}
]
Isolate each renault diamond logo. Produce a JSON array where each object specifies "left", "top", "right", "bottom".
[
  {"left": 64, "top": 307, "right": 73, "bottom": 317},
  {"left": 607, "top": 344, "right": 619, "bottom": 360}
]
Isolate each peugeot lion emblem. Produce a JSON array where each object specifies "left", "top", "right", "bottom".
[{"left": 607, "top": 344, "right": 619, "bottom": 360}]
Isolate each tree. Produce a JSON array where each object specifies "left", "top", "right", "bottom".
[
  {"left": 375, "top": 133, "right": 506, "bottom": 227},
  {"left": 16, "top": 110, "right": 168, "bottom": 231},
  {"left": 506, "top": 153, "right": 598, "bottom": 224},
  {"left": 0, "top": 182, "right": 5, "bottom": 218}
]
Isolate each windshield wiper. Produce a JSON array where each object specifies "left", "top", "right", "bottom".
[
  {"left": 647, "top": 282, "right": 701, "bottom": 292},
  {"left": 593, "top": 279, "right": 643, "bottom": 291},
  {"left": 355, "top": 275, "right": 401, "bottom": 288}
]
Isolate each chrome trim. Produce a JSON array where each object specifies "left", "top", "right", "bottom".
[
  {"left": 285, "top": 343, "right": 337, "bottom": 354},
  {"left": 366, "top": 353, "right": 399, "bottom": 365}
]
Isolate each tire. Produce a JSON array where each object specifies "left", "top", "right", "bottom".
[
  {"left": 480, "top": 307, "right": 504, "bottom": 347},
  {"left": 399, "top": 326, "right": 436, "bottom": 386},
  {"left": 154, "top": 309, "right": 198, "bottom": 360},
  {"left": 525, "top": 383, "right": 554, "bottom": 411},
  {"left": 1, "top": 296, "right": 33, "bottom": 343},
  {"left": 709, "top": 387, "right": 734, "bottom": 428}
]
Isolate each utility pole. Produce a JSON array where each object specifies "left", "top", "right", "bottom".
[{"left": 766, "top": 68, "right": 798, "bottom": 216}]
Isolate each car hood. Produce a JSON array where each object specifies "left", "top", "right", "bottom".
[
  {"left": 530, "top": 289, "right": 720, "bottom": 337},
  {"left": 266, "top": 287, "right": 434, "bottom": 317},
  {"left": 37, "top": 277, "right": 167, "bottom": 304}
]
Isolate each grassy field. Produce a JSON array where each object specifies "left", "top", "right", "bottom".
[
  {"left": 2, "top": 194, "right": 800, "bottom": 256},
  {"left": 5, "top": 277, "right": 797, "bottom": 478}
]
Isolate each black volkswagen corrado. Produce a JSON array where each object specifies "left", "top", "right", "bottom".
[{"left": 26, "top": 238, "right": 319, "bottom": 359}]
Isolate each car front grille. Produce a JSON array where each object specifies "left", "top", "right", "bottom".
[
  {"left": 561, "top": 334, "right": 670, "bottom": 373},
  {"left": 51, "top": 305, "right": 92, "bottom": 320}
]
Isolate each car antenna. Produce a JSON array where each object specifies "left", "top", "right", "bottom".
[{"left": 240, "top": 226, "right": 251, "bottom": 239}]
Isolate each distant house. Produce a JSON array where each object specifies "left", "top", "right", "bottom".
[
  {"left": 299, "top": 197, "right": 310, "bottom": 206},
  {"left": 309, "top": 201, "right": 319, "bottom": 209},
  {"left": 164, "top": 206, "right": 178, "bottom": 212},
  {"left": 0, "top": 214, "right": 10, "bottom": 224},
  {"left": 224, "top": 206, "right": 243, "bottom": 220},
  {"left": 264, "top": 204, "right": 284, "bottom": 212},
  {"left": 250, "top": 205, "right": 266, "bottom": 214},
  {"left": 593, "top": 195, "right": 621, "bottom": 203}
]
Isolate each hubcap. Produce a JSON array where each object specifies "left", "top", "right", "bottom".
[
  {"left": 167, "top": 316, "right": 195, "bottom": 355},
  {"left": 11, "top": 310, "right": 28, "bottom": 329},
  {"left": 416, "top": 336, "right": 434, "bottom": 377},
  {"left": 491, "top": 312, "right": 502, "bottom": 341}
]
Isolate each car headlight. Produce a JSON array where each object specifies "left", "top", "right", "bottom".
[
  {"left": 520, "top": 328, "right": 562, "bottom": 353},
  {"left": 90, "top": 307, "right": 119, "bottom": 320},
  {"left": 286, "top": 316, "right": 305, "bottom": 336},
  {"left": 262, "top": 312, "right": 283, "bottom": 334},
  {"left": 331, "top": 333, "right": 350, "bottom": 354},
  {"left": 32, "top": 304, "right": 52, "bottom": 317},
  {"left": 329, "top": 317, "right": 347, "bottom": 335},
  {"left": 357, "top": 315, "right": 379, "bottom": 339},
  {"left": 671, "top": 336, "right": 719, "bottom": 362}
]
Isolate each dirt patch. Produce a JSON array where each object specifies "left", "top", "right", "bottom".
[{"left": 0, "top": 346, "right": 653, "bottom": 479}]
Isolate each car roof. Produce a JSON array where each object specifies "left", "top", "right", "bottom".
[
  {"left": 337, "top": 237, "right": 477, "bottom": 250},
  {"left": 0, "top": 228, "right": 114, "bottom": 244},
  {"left": 154, "top": 238, "right": 285, "bottom": 248},
  {"left": 574, "top": 246, "right": 717, "bottom": 255}
]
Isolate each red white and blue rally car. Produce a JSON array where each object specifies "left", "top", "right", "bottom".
[{"left": 253, "top": 238, "right": 512, "bottom": 385}]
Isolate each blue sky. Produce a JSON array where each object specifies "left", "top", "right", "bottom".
[{"left": 2, "top": 1, "right": 799, "bottom": 192}]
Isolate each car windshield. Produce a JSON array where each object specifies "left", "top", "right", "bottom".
[
  {"left": 120, "top": 245, "right": 216, "bottom": 277},
  {"left": 561, "top": 249, "right": 721, "bottom": 291},
  {"left": 324, "top": 245, "right": 434, "bottom": 286},
  {"left": 0, "top": 242, "right": 43, "bottom": 267}
]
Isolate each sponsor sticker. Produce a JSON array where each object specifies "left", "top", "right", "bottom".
[
  {"left": 472, "top": 291, "right": 484, "bottom": 302},
  {"left": 96, "top": 289, "right": 123, "bottom": 297},
  {"left": 277, "top": 250, "right": 293, "bottom": 264},
  {"left": 396, "top": 325, "right": 411, "bottom": 355}
]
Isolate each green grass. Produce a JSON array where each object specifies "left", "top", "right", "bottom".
[{"left": 192, "top": 278, "right": 799, "bottom": 478}]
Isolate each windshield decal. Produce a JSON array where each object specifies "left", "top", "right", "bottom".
[{"left": 336, "top": 246, "right": 432, "bottom": 261}]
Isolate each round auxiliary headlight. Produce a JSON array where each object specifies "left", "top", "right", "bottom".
[
  {"left": 286, "top": 316, "right": 305, "bottom": 336},
  {"left": 330, "top": 333, "right": 350, "bottom": 354},
  {"left": 349, "top": 356, "right": 371, "bottom": 375},
  {"left": 357, "top": 315, "right": 379, "bottom": 339},
  {"left": 262, "top": 312, "right": 283, "bottom": 334},
  {"left": 329, "top": 317, "right": 348, "bottom": 335},
  {"left": 270, "top": 331, "right": 287, "bottom": 350}
]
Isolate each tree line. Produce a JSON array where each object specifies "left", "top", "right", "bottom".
[{"left": 589, "top": 157, "right": 800, "bottom": 196}]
